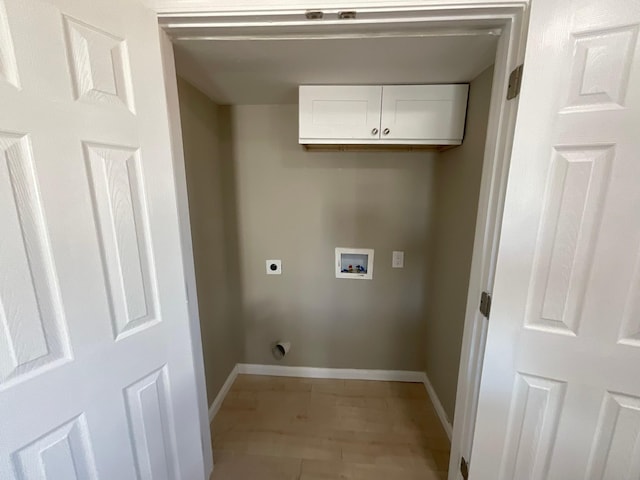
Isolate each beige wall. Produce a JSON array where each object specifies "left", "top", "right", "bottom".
[
  {"left": 177, "top": 78, "right": 243, "bottom": 404},
  {"left": 178, "top": 75, "right": 491, "bottom": 413},
  {"left": 231, "top": 105, "right": 437, "bottom": 370},
  {"left": 424, "top": 66, "right": 494, "bottom": 421}
]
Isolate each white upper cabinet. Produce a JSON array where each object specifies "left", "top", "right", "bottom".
[
  {"left": 299, "top": 84, "right": 469, "bottom": 146},
  {"left": 298, "top": 86, "right": 382, "bottom": 142},
  {"left": 380, "top": 85, "right": 469, "bottom": 144}
]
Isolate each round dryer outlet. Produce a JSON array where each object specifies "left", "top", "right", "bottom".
[{"left": 266, "top": 259, "right": 282, "bottom": 275}]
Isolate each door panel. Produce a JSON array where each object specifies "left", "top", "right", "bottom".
[
  {"left": 0, "top": 132, "right": 70, "bottom": 386},
  {"left": 84, "top": 143, "right": 159, "bottom": 340},
  {"left": 0, "top": 0, "right": 19, "bottom": 89},
  {"left": 124, "top": 366, "right": 178, "bottom": 480},
  {"left": 472, "top": 0, "right": 640, "bottom": 479},
  {"left": 498, "top": 374, "right": 566, "bottom": 479},
  {"left": 526, "top": 145, "right": 613, "bottom": 335},
  {"left": 0, "top": 0, "right": 205, "bottom": 478},
  {"left": 63, "top": 15, "right": 136, "bottom": 112},
  {"left": 620, "top": 252, "right": 640, "bottom": 345},
  {"left": 13, "top": 415, "right": 99, "bottom": 480},
  {"left": 585, "top": 391, "right": 640, "bottom": 479}
]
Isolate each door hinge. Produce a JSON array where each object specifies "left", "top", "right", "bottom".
[
  {"left": 479, "top": 291, "right": 492, "bottom": 318},
  {"left": 461, "top": 456, "right": 470, "bottom": 480},
  {"left": 507, "top": 64, "right": 524, "bottom": 99}
]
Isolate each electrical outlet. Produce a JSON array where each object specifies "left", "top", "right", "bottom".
[
  {"left": 392, "top": 251, "right": 404, "bottom": 268},
  {"left": 266, "top": 259, "right": 282, "bottom": 275}
]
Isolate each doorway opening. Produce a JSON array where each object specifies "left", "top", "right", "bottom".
[{"left": 159, "top": 5, "right": 527, "bottom": 479}]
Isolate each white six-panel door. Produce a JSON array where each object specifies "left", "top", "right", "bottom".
[
  {"left": 0, "top": 0, "right": 206, "bottom": 478},
  {"left": 472, "top": 0, "right": 640, "bottom": 478}
]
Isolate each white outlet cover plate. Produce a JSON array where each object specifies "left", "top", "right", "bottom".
[
  {"left": 266, "top": 259, "right": 282, "bottom": 275},
  {"left": 392, "top": 251, "right": 404, "bottom": 268}
]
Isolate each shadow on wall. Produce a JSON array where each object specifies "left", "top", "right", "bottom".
[
  {"left": 218, "top": 105, "right": 246, "bottom": 367},
  {"left": 177, "top": 79, "right": 246, "bottom": 405},
  {"left": 423, "top": 65, "right": 494, "bottom": 421}
]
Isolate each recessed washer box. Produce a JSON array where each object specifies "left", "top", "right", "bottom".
[{"left": 335, "top": 248, "right": 374, "bottom": 280}]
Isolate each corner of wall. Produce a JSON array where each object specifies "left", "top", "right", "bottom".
[
  {"left": 423, "top": 65, "right": 495, "bottom": 421},
  {"left": 177, "top": 80, "right": 245, "bottom": 407}
]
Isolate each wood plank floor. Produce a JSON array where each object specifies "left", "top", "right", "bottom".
[{"left": 210, "top": 374, "right": 450, "bottom": 479}]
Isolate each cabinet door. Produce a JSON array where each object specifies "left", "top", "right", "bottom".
[
  {"left": 380, "top": 85, "right": 469, "bottom": 144},
  {"left": 299, "top": 86, "right": 382, "bottom": 142}
]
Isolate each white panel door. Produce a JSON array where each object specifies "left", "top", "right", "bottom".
[
  {"left": 471, "top": 0, "right": 640, "bottom": 479},
  {"left": 0, "top": 0, "right": 206, "bottom": 479},
  {"left": 298, "top": 85, "right": 382, "bottom": 142},
  {"left": 380, "top": 84, "right": 468, "bottom": 144}
]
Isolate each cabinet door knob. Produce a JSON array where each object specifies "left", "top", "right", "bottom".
[
  {"left": 383, "top": 128, "right": 390, "bottom": 135},
  {"left": 371, "top": 128, "right": 379, "bottom": 135}
]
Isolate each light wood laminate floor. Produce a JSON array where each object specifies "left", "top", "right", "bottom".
[{"left": 210, "top": 375, "right": 450, "bottom": 479}]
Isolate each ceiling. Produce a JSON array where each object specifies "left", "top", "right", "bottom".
[{"left": 173, "top": 34, "right": 498, "bottom": 105}]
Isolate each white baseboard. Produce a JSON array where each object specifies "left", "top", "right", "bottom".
[
  {"left": 208, "top": 364, "right": 239, "bottom": 423},
  {"left": 209, "top": 363, "right": 453, "bottom": 442},
  {"left": 236, "top": 363, "right": 425, "bottom": 382},
  {"left": 422, "top": 372, "right": 453, "bottom": 440}
]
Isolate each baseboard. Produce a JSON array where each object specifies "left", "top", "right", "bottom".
[
  {"left": 208, "top": 364, "right": 239, "bottom": 423},
  {"left": 236, "top": 363, "right": 425, "bottom": 382},
  {"left": 209, "top": 363, "right": 452, "bottom": 441},
  {"left": 421, "top": 372, "right": 453, "bottom": 440}
]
